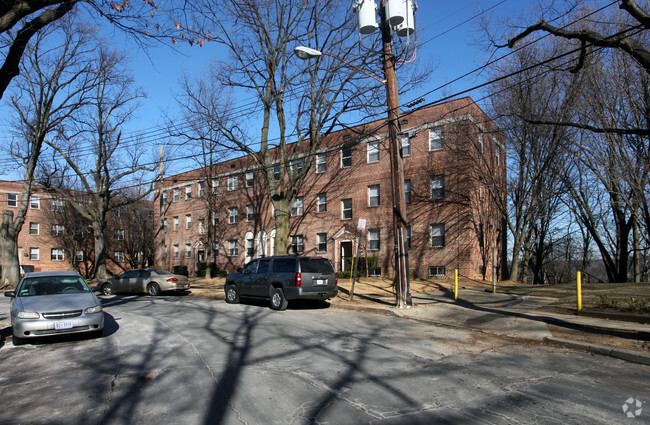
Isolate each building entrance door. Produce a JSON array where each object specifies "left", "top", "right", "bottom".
[{"left": 340, "top": 241, "right": 352, "bottom": 271}]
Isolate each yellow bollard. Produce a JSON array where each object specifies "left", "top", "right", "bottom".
[
  {"left": 454, "top": 269, "right": 458, "bottom": 300},
  {"left": 576, "top": 271, "right": 582, "bottom": 311}
]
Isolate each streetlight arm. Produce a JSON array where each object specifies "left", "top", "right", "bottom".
[{"left": 293, "top": 46, "right": 386, "bottom": 85}]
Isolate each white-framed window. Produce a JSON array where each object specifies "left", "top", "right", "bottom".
[
  {"left": 199, "top": 219, "right": 205, "bottom": 234},
  {"left": 163, "top": 245, "right": 168, "bottom": 260},
  {"left": 430, "top": 224, "right": 445, "bottom": 248},
  {"left": 198, "top": 181, "right": 205, "bottom": 197},
  {"left": 291, "top": 197, "right": 304, "bottom": 216},
  {"left": 316, "top": 153, "right": 327, "bottom": 173},
  {"left": 368, "top": 229, "right": 380, "bottom": 250},
  {"left": 51, "top": 224, "right": 65, "bottom": 237},
  {"left": 51, "top": 248, "right": 64, "bottom": 261},
  {"left": 29, "top": 222, "right": 39, "bottom": 235},
  {"left": 341, "top": 147, "right": 352, "bottom": 168},
  {"left": 212, "top": 243, "right": 219, "bottom": 259},
  {"left": 7, "top": 193, "right": 17, "bottom": 207},
  {"left": 185, "top": 244, "right": 192, "bottom": 259},
  {"left": 401, "top": 135, "right": 411, "bottom": 157},
  {"left": 317, "top": 233, "right": 327, "bottom": 252},
  {"left": 228, "top": 175, "right": 238, "bottom": 191},
  {"left": 405, "top": 180, "right": 412, "bottom": 203},
  {"left": 341, "top": 199, "right": 352, "bottom": 220},
  {"left": 212, "top": 211, "right": 219, "bottom": 226},
  {"left": 368, "top": 185, "right": 380, "bottom": 207},
  {"left": 229, "top": 207, "right": 238, "bottom": 224},
  {"left": 30, "top": 196, "right": 40, "bottom": 209},
  {"left": 114, "top": 229, "right": 125, "bottom": 240},
  {"left": 247, "top": 205, "right": 254, "bottom": 221},
  {"left": 114, "top": 251, "right": 125, "bottom": 262},
  {"left": 186, "top": 214, "right": 192, "bottom": 229},
  {"left": 211, "top": 179, "right": 219, "bottom": 193},
  {"left": 229, "top": 240, "right": 239, "bottom": 256},
  {"left": 173, "top": 244, "right": 179, "bottom": 259},
  {"left": 273, "top": 164, "right": 281, "bottom": 181},
  {"left": 52, "top": 198, "right": 64, "bottom": 212},
  {"left": 367, "top": 141, "right": 380, "bottom": 163},
  {"left": 173, "top": 216, "right": 179, "bottom": 231},
  {"left": 291, "top": 235, "right": 304, "bottom": 255},
  {"left": 246, "top": 237, "right": 254, "bottom": 258},
  {"left": 162, "top": 191, "right": 168, "bottom": 204},
  {"left": 246, "top": 171, "right": 254, "bottom": 187},
  {"left": 29, "top": 247, "right": 39, "bottom": 261},
  {"left": 429, "top": 126, "right": 444, "bottom": 151},
  {"left": 317, "top": 193, "right": 327, "bottom": 213},
  {"left": 185, "top": 185, "right": 192, "bottom": 200},
  {"left": 291, "top": 158, "right": 304, "bottom": 174},
  {"left": 115, "top": 207, "right": 122, "bottom": 218},
  {"left": 430, "top": 175, "right": 444, "bottom": 199},
  {"left": 173, "top": 188, "right": 179, "bottom": 202},
  {"left": 163, "top": 219, "right": 168, "bottom": 232},
  {"left": 429, "top": 266, "right": 446, "bottom": 277}
]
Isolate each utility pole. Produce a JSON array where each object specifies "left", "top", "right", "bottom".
[{"left": 379, "top": 0, "right": 411, "bottom": 308}]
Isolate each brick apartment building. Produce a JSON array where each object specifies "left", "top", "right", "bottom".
[
  {"left": 155, "top": 98, "right": 507, "bottom": 279},
  {"left": 0, "top": 180, "right": 154, "bottom": 277}
]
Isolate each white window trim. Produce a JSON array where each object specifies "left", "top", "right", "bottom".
[{"left": 367, "top": 141, "right": 380, "bottom": 163}]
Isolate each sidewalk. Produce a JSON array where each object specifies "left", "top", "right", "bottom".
[{"left": 330, "top": 288, "right": 650, "bottom": 366}]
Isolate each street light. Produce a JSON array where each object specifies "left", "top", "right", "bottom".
[{"left": 293, "top": 46, "right": 386, "bottom": 84}]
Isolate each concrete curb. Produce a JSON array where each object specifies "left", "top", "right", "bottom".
[{"left": 544, "top": 337, "right": 650, "bottom": 366}]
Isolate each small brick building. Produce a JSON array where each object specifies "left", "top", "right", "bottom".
[{"left": 154, "top": 98, "right": 506, "bottom": 280}]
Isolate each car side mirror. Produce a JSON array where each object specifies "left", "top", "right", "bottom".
[{"left": 4, "top": 291, "right": 16, "bottom": 298}]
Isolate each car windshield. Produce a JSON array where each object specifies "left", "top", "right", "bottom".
[{"left": 17, "top": 276, "right": 90, "bottom": 297}]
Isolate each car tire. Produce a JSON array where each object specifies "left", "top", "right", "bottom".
[
  {"left": 147, "top": 282, "right": 161, "bottom": 296},
  {"left": 270, "top": 287, "right": 288, "bottom": 311},
  {"left": 101, "top": 282, "right": 114, "bottom": 295},
  {"left": 225, "top": 284, "right": 240, "bottom": 304},
  {"left": 12, "top": 335, "right": 25, "bottom": 346}
]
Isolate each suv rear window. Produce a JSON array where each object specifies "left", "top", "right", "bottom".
[
  {"left": 300, "top": 258, "right": 334, "bottom": 273},
  {"left": 271, "top": 258, "right": 296, "bottom": 273}
]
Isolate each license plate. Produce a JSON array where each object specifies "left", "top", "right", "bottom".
[
  {"left": 55, "top": 321, "right": 73, "bottom": 330},
  {"left": 314, "top": 279, "right": 327, "bottom": 286}
]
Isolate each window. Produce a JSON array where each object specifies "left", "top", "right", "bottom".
[
  {"left": 317, "top": 193, "right": 327, "bottom": 213},
  {"left": 114, "top": 251, "right": 125, "bottom": 262},
  {"left": 228, "top": 175, "right": 238, "bottom": 191},
  {"left": 162, "top": 191, "right": 168, "bottom": 204},
  {"left": 407, "top": 226, "right": 411, "bottom": 249},
  {"left": 341, "top": 147, "right": 352, "bottom": 168},
  {"left": 367, "top": 141, "right": 380, "bottom": 163},
  {"left": 173, "top": 216, "right": 179, "bottom": 231},
  {"left": 212, "top": 211, "right": 219, "bottom": 226},
  {"left": 30, "top": 196, "right": 40, "bottom": 209},
  {"left": 163, "top": 219, "right": 168, "bottom": 232},
  {"left": 317, "top": 233, "right": 327, "bottom": 252},
  {"left": 115, "top": 207, "right": 122, "bottom": 218},
  {"left": 316, "top": 153, "right": 327, "bottom": 173},
  {"left": 429, "top": 126, "right": 444, "bottom": 151},
  {"left": 401, "top": 135, "right": 411, "bottom": 157},
  {"left": 199, "top": 219, "right": 205, "bottom": 234},
  {"left": 212, "top": 243, "right": 219, "bottom": 259},
  {"left": 173, "top": 188, "right": 179, "bottom": 202},
  {"left": 429, "top": 266, "right": 446, "bottom": 277},
  {"left": 368, "top": 185, "right": 380, "bottom": 207},
  {"left": 246, "top": 237, "right": 254, "bottom": 257},
  {"left": 186, "top": 214, "right": 192, "bottom": 229},
  {"left": 291, "top": 235, "right": 304, "bottom": 255},
  {"left": 291, "top": 158, "right": 304, "bottom": 174},
  {"left": 291, "top": 197, "right": 304, "bottom": 216},
  {"left": 229, "top": 207, "right": 238, "bottom": 224},
  {"left": 198, "top": 181, "right": 205, "bottom": 197},
  {"left": 51, "top": 248, "right": 64, "bottom": 261},
  {"left": 368, "top": 229, "right": 380, "bottom": 250},
  {"left": 341, "top": 198, "right": 352, "bottom": 220},
  {"left": 29, "top": 248, "right": 39, "bottom": 261},
  {"left": 247, "top": 205, "right": 254, "bottom": 221},
  {"left": 173, "top": 244, "right": 179, "bottom": 259},
  {"left": 273, "top": 164, "right": 281, "bottom": 181},
  {"left": 405, "top": 180, "right": 412, "bottom": 203},
  {"left": 76, "top": 250, "right": 84, "bottom": 262},
  {"left": 52, "top": 198, "right": 64, "bottom": 212},
  {"left": 29, "top": 222, "right": 39, "bottom": 235},
  {"left": 7, "top": 193, "right": 17, "bottom": 207},
  {"left": 163, "top": 246, "right": 168, "bottom": 260},
  {"left": 211, "top": 179, "right": 219, "bottom": 193},
  {"left": 430, "top": 176, "right": 445, "bottom": 199},
  {"left": 246, "top": 171, "right": 254, "bottom": 187},
  {"left": 186, "top": 244, "right": 192, "bottom": 259},
  {"left": 51, "top": 224, "right": 65, "bottom": 237},
  {"left": 185, "top": 185, "right": 192, "bottom": 200},
  {"left": 229, "top": 240, "right": 239, "bottom": 256},
  {"left": 430, "top": 224, "right": 445, "bottom": 248},
  {"left": 114, "top": 229, "right": 125, "bottom": 240}
]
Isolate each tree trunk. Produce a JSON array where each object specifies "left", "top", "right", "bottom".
[
  {"left": 92, "top": 221, "right": 108, "bottom": 280},
  {"left": 509, "top": 236, "right": 522, "bottom": 282},
  {"left": 0, "top": 210, "right": 21, "bottom": 288},
  {"left": 272, "top": 198, "right": 290, "bottom": 255}
]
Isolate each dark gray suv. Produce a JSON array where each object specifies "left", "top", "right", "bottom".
[{"left": 224, "top": 256, "right": 338, "bottom": 310}]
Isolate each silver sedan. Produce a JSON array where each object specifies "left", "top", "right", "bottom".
[
  {"left": 5, "top": 271, "right": 104, "bottom": 345},
  {"left": 99, "top": 268, "right": 190, "bottom": 296}
]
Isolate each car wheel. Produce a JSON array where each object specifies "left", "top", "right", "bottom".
[
  {"left": 225, "top": 284, "right": 240, "bottom": 304},
  {"left": 270, "top": 287, "right": 288, "bottom": 311},
  {"left": 12, "top": 335, "right": 25, "bottom": 346},
  {"left": 101, "top": 282, "right": 114, "bottom": 295},
  {"left": 147, "top": 282, "right": 161, "bottom": 296}
]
